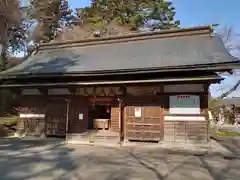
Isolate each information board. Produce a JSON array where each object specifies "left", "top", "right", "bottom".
[{"left": 169, "top": 95, "right": 200, "bottom": 114}]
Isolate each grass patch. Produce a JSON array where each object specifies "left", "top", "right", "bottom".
[
  {"left": 216, "top": 131, "right": 240, "bottom": 136},
  {"left": 0, "top": 116, "right": 18, "bottom": 126}
]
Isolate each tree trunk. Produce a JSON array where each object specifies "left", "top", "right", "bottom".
[{"left": 0, "top": 43, "right": 8, "bottom": 71}]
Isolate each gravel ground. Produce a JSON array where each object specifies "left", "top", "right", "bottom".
[{"left": 0, "top": 138, "right": 239, "bottom": 180}]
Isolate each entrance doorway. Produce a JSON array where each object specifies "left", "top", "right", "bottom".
[{"left": 88, "top": 105, "right": 111, "bottom": 130}]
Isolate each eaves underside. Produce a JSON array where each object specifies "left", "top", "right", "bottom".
[{"left": 0, "top": 75, "right": 223, "bottom": 88}]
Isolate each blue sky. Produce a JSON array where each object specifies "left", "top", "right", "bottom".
[{"left": 69, "top": 0, "right": 240, "bottom": 31}]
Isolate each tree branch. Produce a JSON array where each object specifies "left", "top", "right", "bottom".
[{"left": 219, "top": 80, "right": 240, "bottom": 99}]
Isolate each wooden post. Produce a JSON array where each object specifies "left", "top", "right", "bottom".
[
  {"left": 118, "top": 98, "right": 123, "bottom": 144},
  {"left": 65, "top": 99, "right": 70, "bottom": 140},
  {"left": 43, "top": 101, "right": 49, "bottom": 137}
]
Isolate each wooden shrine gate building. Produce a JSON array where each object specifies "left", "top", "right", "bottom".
[{"left": 0, "top": 25, "right": 239, "bottom": 144}]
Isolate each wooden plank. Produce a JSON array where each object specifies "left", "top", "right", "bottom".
[{"left": 111, "top": 106, "right": 120, "bottom": 132}]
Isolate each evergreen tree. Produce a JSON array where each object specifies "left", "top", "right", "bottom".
[{"left": 83, "top": 0, "right": 180, "bottom": 32}]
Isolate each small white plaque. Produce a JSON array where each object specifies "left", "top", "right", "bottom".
[
  {"left": 135, "top": 107, "right": 142, "bottom": 117},
  {"left": 78, "top": 113, "right": 84, "bottom": 120}
]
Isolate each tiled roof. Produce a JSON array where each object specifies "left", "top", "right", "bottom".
[{"left": 0, "top": 25, "right": 239, "bottom": 77}]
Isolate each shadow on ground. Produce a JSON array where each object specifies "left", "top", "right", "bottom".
[
  {"left": 0, "top": 139, "right": 78, "bottom": 180},
  {"left": 0, "top": 138, "right": 239, "bottom": 180},
  {"left": 212, "top": 136, "right": 240, "bottom": 157}
]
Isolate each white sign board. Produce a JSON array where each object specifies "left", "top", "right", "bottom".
[
  {"left": 78, "top": 113, "right": 84, "bottom": 120},
  {"left": 169, "top": 95, "right": 200, "bottom": 114},
  {"left": 19, "top": 114, "right": 45, "bottom": 118},
  {"left": 135, "top": 107, "right": 142, "bottom": 117}
]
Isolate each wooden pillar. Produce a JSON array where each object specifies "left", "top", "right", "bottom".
[
  {"left": 118, "top": 98, "right": 124, "bottom": 143},
  {"left": 65, "top": 99, "right": 70, "bottom": 137},
  {"left": 204, "top": 83, "right": 210, "bottom": 142}
]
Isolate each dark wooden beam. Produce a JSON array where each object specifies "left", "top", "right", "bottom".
[
  {"left": 38, "top": 88, "right": 48, "bottom": 95},
  {"left": 9, "top": 88, "right": 22, "bottom": 95},
  {"left": 68, "top": 87, "right": 76, "bottom": 95}
]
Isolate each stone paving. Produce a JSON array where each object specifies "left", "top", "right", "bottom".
[{"left": 0, "top": 138, "right": 239, "bottom": 180}]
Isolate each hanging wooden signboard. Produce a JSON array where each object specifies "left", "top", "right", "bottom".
[
  {"left": 88, "top": 97, "right": 113, "bottom": 103},
  {"left": 76, "top": 86, "right": 125, "bottom": 97}
]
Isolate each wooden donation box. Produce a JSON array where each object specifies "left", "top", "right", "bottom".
[{"left": 93, "top": 119, "right": 110, "bottom": 130}]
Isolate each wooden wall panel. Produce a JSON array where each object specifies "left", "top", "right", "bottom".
[
  {"left": 124, "top": 105, "right": 163, "bottom": 141},
  {"left": 174, "top": 122, "right": 186, "bottom": 142},
  {"left": 164, "top": 84, "right": 204, "bottom": 92},
  {"left": 111, "top": 106, "right": 120, "bottom": 132},
  {"left": 163, "top": 120, "right": 209, "bottom": 143},
  {"left": 17, "top": 96, "right": 47, "bottom": 136},
  {"left": 45, "top": 102, "right": 66, "bottom": 137},
  {"left": 17, "top": 118, "right": 45, "bottom": 136},
  {"left": 126, "top": 86, "right": 161, "bottom": 96},
  {"left": 163, "top": 121, "right": 174, "bottom": 141}
]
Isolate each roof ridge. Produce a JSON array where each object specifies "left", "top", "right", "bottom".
[{"left": 39, "top": 25, "right": 214, "bottom": 50}]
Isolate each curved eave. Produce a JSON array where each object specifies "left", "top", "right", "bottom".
[{"left": 0, "top": 61, "right": 239, "bottom": 80}]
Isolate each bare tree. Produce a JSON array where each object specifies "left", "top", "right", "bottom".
[
  {"left": 0, "top": 0, "right": 21, "bottom": 44},
  {"left": 217, "top": 26, "right": 240, "bottom": 99},
  {"left": 0, "top": 0, "right": 23, "bottom": 70},
  {"left": 208, "top": 26, "right": 240, "bottom": 124}
]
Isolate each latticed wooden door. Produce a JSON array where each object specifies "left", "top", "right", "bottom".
[
  {"left": 45, "top": 103, "right": 66, "bottom": 137},
  {"left": 124, "top": 106, "right": 163, "bottom": 141}
]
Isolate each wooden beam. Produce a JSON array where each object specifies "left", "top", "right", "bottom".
[
  {"left": 68, "top": 87, "right": 76, "bottom": 95},
  {"left": 38, "top": 88, "right": 48, "bottom": 95},
  {"left": 9, "top": 88, "right": 22, "bottom": 95}
]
